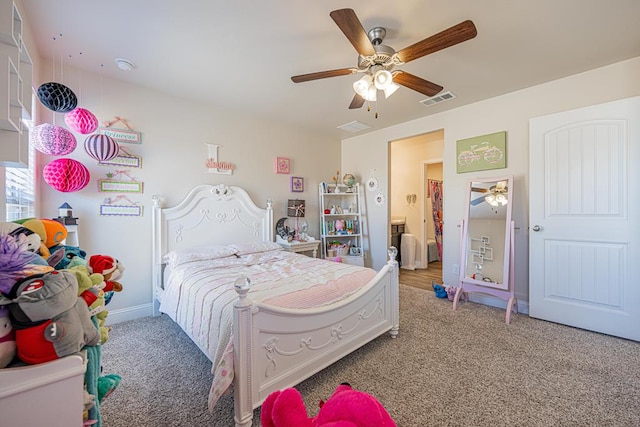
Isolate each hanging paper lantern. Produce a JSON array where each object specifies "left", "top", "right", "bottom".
[
  {"left": 84, "top": 134, "right": 119, "bottom": 161},
  {"left": 43, "top": 158, "right": 90, "bottom": 192},
  {"left": 37, "top": 82, "right": 78, "bottom": 113},
  {"left": 65, "top": 108, "right": 98, "bottom": 134},
  {"left": 29, "top": 123, "right": 77, "bottom": 156}
]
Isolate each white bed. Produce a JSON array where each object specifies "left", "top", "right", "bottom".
[{"left": 151, "top": 184, "right": 399, "bottom": 427}]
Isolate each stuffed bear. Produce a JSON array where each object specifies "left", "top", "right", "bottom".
[
  {"left": 0, "top": 270, "right": 100, "bottom": 364},
  {"left": 260, "top": 382, "right": 396, "bottom": 427},
  {"left": 0, "top": 306, "right": 16, "bottom": 368}
]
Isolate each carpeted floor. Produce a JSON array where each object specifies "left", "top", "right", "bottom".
[{"left": 101, "top": 284, "right": 640, "bottom": 426}]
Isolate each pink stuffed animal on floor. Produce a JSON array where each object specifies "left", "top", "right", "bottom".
[{"left": 261, "top": 382, "right": 396, "bottom": 427}]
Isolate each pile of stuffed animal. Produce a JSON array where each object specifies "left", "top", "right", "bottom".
[
  {"left": 261, "top": 382, "right": 397, "bottom": 426},
  {"left": 0, "top": 218, "right": 125, "bottom": 426}
]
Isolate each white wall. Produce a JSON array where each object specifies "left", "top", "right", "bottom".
[
  {"left": 34, "top": 64, "right": 340, "bottom": 322},
  {"left": 343, "top": 56, "right": 640, "bottom": 306}
]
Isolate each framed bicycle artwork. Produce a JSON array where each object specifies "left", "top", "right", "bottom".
[{"left": 456, "top": 131, "right": 506, "bottom": 173}]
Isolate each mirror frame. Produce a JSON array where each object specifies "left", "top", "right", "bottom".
[{"left": 459, "top": 175, "right": 514, "bottom": 291}]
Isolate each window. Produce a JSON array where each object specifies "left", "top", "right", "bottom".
[
  {"left": 5, "top": 117, "right": 35, "bottom": 221},
  {"left": 5, "top": 149, "right": 35, "bottom": 220}
]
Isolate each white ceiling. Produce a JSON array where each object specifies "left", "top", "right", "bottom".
[{"left": 21, "top": 0, "right": 640, "bottom": 139}]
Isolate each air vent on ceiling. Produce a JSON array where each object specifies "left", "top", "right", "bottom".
[
  {"left": 419, "top": 91, "right": 456, "bottom": 107},
  {"left": 337, "top": 120, "right": 372, "bottom": 133}
]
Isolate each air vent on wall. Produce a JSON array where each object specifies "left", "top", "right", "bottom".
[
  {"left": 337, "top": 120, "right": 372, "bottom": 133},
  {"left": 419, "top": 91, "right": 456, "bottom": 107}
]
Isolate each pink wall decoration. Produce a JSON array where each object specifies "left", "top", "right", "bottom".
[
  {"left": 29, "top": 123, "right": 77, "bottom": 156},
  {"left": 84, "top": 134, "right": 119, "bottom": 161},
  {"left": 65, "top": 108, "right": 98, "bottom": 134},
  {"left": 43, "top": 158, "right": 90, "bottom": 192}
]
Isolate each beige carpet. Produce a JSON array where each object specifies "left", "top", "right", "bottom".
[{"left": 101, "top": 285, "right": 640, "bottom": 426}]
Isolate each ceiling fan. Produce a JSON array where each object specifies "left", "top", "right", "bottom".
[
  {"left": 471, "top": 181, "right": 508, "bottom": 206},
  {"left": 290, "top": 8, "right": 477, "bottom": 110}
]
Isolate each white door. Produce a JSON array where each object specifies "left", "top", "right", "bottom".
[{"left": 529, "top": 96, "right": 640, "bottom": 341}]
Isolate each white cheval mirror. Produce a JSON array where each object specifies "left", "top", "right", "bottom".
[{"left": 453, "top": 175, "right": 517, "bottom": 323}]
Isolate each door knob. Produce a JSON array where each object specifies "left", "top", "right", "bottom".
[{"left": 532, "top": 225, "right": 541, "bottom": 232}]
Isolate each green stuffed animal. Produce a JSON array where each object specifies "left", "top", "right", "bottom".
[
  {"left": 98, "top": 373, "right": 122, "bottom": 403},
  {"left": 66, "top": 258, "right": 105, "bottom": 309}
]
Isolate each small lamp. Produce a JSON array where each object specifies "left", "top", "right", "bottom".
[{"left": 287, "top": 199, "right": 305, "bottom": 241}]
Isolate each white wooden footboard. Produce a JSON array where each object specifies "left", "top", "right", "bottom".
[{"left": 232, "top": 255, "right": 399, "bottom": 427}]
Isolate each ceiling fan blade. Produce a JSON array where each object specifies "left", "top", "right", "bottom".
[
  {"left": 393, "top": 71, "right": 443, "bottom": 97},
  {"left": 330, "top": 8, "right": 376, "bottom": 57},
  {"left": 471, "top": 187, "right": 489, "bottom": 193},
  {"left": 349, "top": 93, "right": 365, "bottom": 109},
  {"left": 396, "top": 20, "right": 477, "bottom": 63},
  {"left": 291, "top": 68, "right": 355, "bottom": 83},
  {"left": 471, "top": 196, "right": 486, "bottom": 206}
]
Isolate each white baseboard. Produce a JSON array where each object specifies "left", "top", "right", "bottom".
[{"left": 105, "top": 303, "right": 154, "bottom": 325}]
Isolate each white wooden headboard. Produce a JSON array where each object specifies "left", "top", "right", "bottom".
[{"left": 151, "top": 184, "right": 273, "bottom": 313}]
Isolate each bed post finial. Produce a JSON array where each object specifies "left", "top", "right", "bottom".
[
  {"left": 387, "top": 246, "right": 398, "bottom": 263},
  {"left": 234, "top": 276, "right": 252, "bottom": 307},
  {"left": 152, "top": 195, "right": 162, "bottom": 208}
]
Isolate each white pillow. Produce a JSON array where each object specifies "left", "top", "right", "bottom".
[
  {"left": 227, "top": 241, "right": 283, "bottom": 255},
  {"left": 163, "top": 245, "right": 238, "bottom": 267}
]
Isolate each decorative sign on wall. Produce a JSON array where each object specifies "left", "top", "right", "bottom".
[
  {"left": 205, "top": 144, "right": 235, "bottom": 175},
  {"left": 99, "top": 146, "right": 142, "bottom": 168},
  {"left": 456, "top": 131, "right": 506, "bottom": 173},
  {"left": 99, "top": 127, "right": 142, "bottom": 144},
  {"left": 98, "top": 170, "right": 143, "bottom": 193},
  {"left": 100, "top": 116, "right": 142, "bottom": 144},
  {"left": 99, "top": 195, "right": 143, "bottom": 217}
]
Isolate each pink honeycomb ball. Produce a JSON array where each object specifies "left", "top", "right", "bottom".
[
  {"left": 65, "top": 108, "right": 99, "bottom": 134},
  {"left": 43, "top": 158, "right": 90, "bottom": 192}
]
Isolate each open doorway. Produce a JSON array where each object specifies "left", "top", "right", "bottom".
[{"left": 389, "top": 130, "right": 444, "bottom": 289}]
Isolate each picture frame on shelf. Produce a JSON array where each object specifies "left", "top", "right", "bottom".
[
  {"left": 275, "top": 157, "right": 290, "bottom": 174},
  {"left": 291, "top": 176, "right": 304, "bottom": 192}
]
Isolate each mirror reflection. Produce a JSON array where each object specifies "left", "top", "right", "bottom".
[{"left": 464, "top": 178, "right": 510, "bottom": 286}]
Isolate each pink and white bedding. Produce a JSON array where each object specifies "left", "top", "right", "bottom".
[{"left": 159, "top": 245, "right": 377, "bottom": 411}]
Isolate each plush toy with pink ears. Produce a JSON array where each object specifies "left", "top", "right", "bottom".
[{"left": 260, "top": 382, "right": 396, "bottom": 427}]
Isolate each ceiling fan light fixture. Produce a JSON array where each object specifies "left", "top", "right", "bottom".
[
  {"left": 363, "top": 83, "right": 377, "bottom": 102},
  {"left": 383, "top": 82, "right": 400, "bottom": 98},
  {"left": 373, "top": 69, "right": 393, "bottom": 90},
  {"left": 353, "top": 74, "right": 373, "bottom": 98}
]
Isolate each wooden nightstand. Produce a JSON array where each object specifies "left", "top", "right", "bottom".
[{"left": 277, "top": 238, "right": 320, "bottom": 258}]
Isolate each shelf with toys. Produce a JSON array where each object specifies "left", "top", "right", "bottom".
[{"left": 319, "top": 177, "right": 365, "bottom": 267}]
